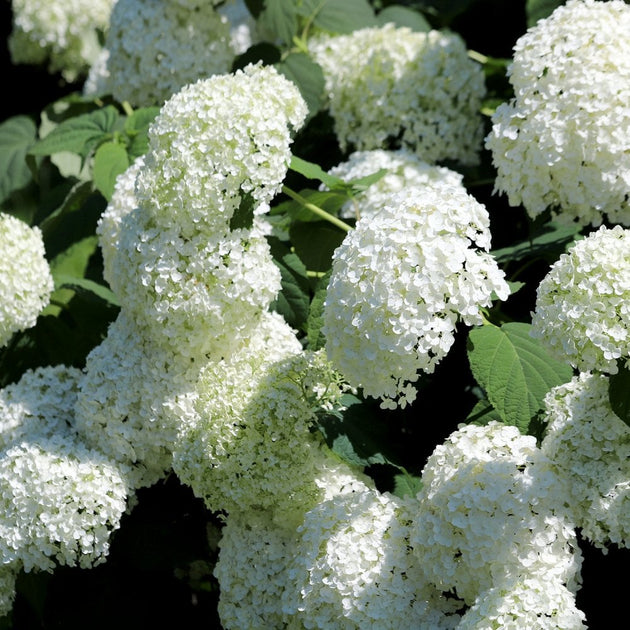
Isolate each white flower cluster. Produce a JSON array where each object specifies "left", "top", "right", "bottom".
[
  {"left": 173, "top": 349, "right": 358, "bottom": 528},
  {"left": 485, "top": 0, "right": 630, "bottom": 227},
  {"left": 541, "top": 372, "right": 630, "bottom": 550},
  {"left": 323, "top": 149, "right": 464, "bottom": 220},
  {"left": 0, "top": 213, "right": 54, "bottom": 349},
  {"left": 136, "top": 63, "right": 308, "bottom": 234},
  {"left": 85, "top": 0, "right": 255, "bottom": 107},
  {"left": 8, "top": 0, "right": 115, "bottom": 81},
  {"left": 323, "top": 183, "right": 509, "bottom": 409},
  {"left": 409, "top": 423, "right": 583, "bottom": 612},
  {"left": 309, "top": 23, "right": 486, "bottom": 165},
  {"left": 282, "top": 489, "right": 463, "bottom": 629},
  {"left": 0, "top": 366, "right": 130, "bottom": 576},
  {"left": 0, "top": 566, "right": 17, "bottom": 619},
  {"left": 531, "top": 225, "right": 630, "bottom": 374}
]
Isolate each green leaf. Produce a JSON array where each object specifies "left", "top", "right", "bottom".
[
  {"left": 467, "top": 322, "right": 574, "bottom": 433},
  {"left": 232, "top": 42, "right": 281, "bottom": 72},
  {"left": 93, "top": 141, "right": 130, "bottom": 201},
  {"left": 392, "top": 471, "right": 423, "bottom": 499},
  {"left": 609, "top": 361, "right": 630, "bottom": 428},
  {"left": 290, "top": 220, "right": 346, "bottom": 272},
  {"left": 289, "top": 155, "right": 346, "bottom": 189},
  {"left": 257, "top": 0, "right": 299, "bottom": 45},
  {"left": 300, "top": 0, "right": 378, "bottom": 33},
  {"left": 28, "top": 106, "right": 120, "bottom": 159},
  {"left": 229, "top": 192, "right": 256, "bottom": 231},
  {"left": 526, "top": 0, "right": 564, "bottom": 26},
  {"left": 54, "top": 274, "right": 120, "bottom": 307},
  {"left": 465, "top": 399, "right": 505, "bottom": 426},
  {"left": 306, "top": 270, "right": 331, "bottom": 351},
  {"left": 124, "top": 106, "right": 160, "bottom": 159},
  {"left": 0, "top": 115, "right": 37, "bottom": 203},
  {"left": 276, "top": 52, "right": 325, "bottom": 121},
  {"left": 271, "top": 189, "right": 348, "bottom": 222},
  {"left": 376, "top": 5, "right": 432, "bottom": 31},
  {"left": 50, "top": 235, "right": 100, "bottom": 280}
]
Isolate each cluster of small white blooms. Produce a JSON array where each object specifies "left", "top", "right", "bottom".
[
  {"left": 458, "top": 577, "right": 586, "bottom": 630},
  {"left": 0, "top": 213, "right": 54, "bottom": 349},
  {"left": 173, "top": 349, "right": 356, "bottom": 526},
  {"left": 0, "top": 437, "right": 129, "bottom": 573},
  {"left": 283, "top": 489, "right": 463, "bottom": 630},
  {"left": 530, "top": 225, "right": 630, "bottom": 374},
  {"left": 322, "top": 149, "right": 465, "bottom": 220},
  {"left": 308, "top": 23, "right": 486, "bottom": 165},
  {"left": 214, "top": 509, "right": 296, "bottom": 630},
  {"left": 409, "top": 422, "right": 582, "bottom": 606},
  {"left": 540, "top": 372, "right": 630, "bottom": 550},
  {"left": 8, "top": 0, "right": 115, "bottom": 81},
  {"left": 109, "top": 205, "right": 281, "bottom": 361},
  {"left": 0, "top": 364, "right": 83, "bottom": 452},
  {"left": 96, "top": 156, "right": 144, "bottom": 289},
  {"left": 0, "top": 564, "right": 18, "bottom": 619},
  {"left": 73, "top": 311, "right": 199, "bottom": 490},
  {"left": 88, "top": 0, "right": 236, "bottom": 107},
  {"left": 323, "top": 184, "right": 509, "bottom": 409},
  {"left": 485, "top": 0, "right": 630, "bottom": 227},
  {"left": 135, "top": 63, "right": 308, "bottom": 233}
]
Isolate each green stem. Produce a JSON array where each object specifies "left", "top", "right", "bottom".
[
  {"left": 281, "top": 186, "right": 352, "bottom": 233},
  {"left": 468, "top": 49, "right": 488, "bottom": 64}
]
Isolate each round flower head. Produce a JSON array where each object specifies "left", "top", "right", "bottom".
[
  {"left": 323, "top": 183, "right": 509, "bottom": 409},
  {"left": 409, "top": 422, "right": 582, "bottom": 606},
  {"left": 485, "top": 0, "right": 630, "bottom": 227},
  {"left": 282, "top": 489, "right": 464, "bottom": 629},
  {"left": 0, "top": 364, "right": 83, "bottom": 452},
  {"left": 109, "top": 205, "right": 281, "bottom": 362},
  {"left": 309, "top": 23, "right": 486, "bottom": 165},
  {"left": 0, "top": 213, "right": 54, "bottom": 348},
  {"left": 322, "top": 149, "right": 464, "bottom": 220},
  {"left": 73, "top": 311, "right": 201, "bottom": 490},
  {"left": 135, "top": 63, "right": 308, "bottom": 234},
  {"left": 531, "top": 225, "right": 630, "bottom": 374},
  {"left": 458, "top": 577, "right": 586, "bottom": 630},
  {"left": 541, "top": 372, "right": 630, "bottom": 550},
  {"left": 90, "top": 0, "right": 237, "bottom": 107},
  {"left": 8, "top": 0, "right": 115, "bottom": 81},
  {"left": 173, "top": 349, "right": 357, "bottom": 527},
  {"left": 0, "top": 436, "right": 129, "bottom": 573}
]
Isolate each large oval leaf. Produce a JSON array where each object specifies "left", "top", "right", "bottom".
[{"left": 0, "top": 115, "right": 36, "bottom": 203}]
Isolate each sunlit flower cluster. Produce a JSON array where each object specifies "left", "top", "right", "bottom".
[
  {"left": 323, "top": 149, "right": 464, "bottom": 220},
  {"left": 0, "top": 213, "right": 54, "bottom": 349},
  {"left": 531, "top": 225, "right": 630, "bottom": 374},
  {"left": 309, "top": 23, "right": 486, "bottom": 165},
  {"left": 541, "top": 372, "right": 630, "bottom": 550},
  {"left": 409, "top": 422, "right": 582, "bottom": 607},
  {"left": 85, "top": 0, "right": 251, "bottom": 107},
  {"left": 323, "top": 183, "right": 509, "bottom": 409},
  {"left": 8, "top": 0, "right": 115, "bottom": 81},
  {"left": 135, "top": 63, "right": 308, "bottom": 234},
  {"left": 485, "top": 0, "right": 630, "bottom": 227}
]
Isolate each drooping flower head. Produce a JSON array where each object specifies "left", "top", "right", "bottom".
[
  {"left": 323, "top": 183, "right": 509, "bottom": 409},
  {"left": 135, "top": 63, "right": 308, "bottom": 234},
  {"left": 8, "top": 0, "right": 115, "bottom": 81},
  {"left": 409, "top": 422, "right": 582, "bottom": 606},
  {"left": 531, "top": 225, "right": 630, "bottom": 374},
  {"left": 0, "top": 213, "right": 54, "bottom": 348},
  {"left": 485, "top": 0, "right": 630, "bottom": 227},
  {"left": 541, "top": 372, "right": 630, "bottom": 550},
  {"left": 309, "top": 23, "right": 486, "bottom": 165}
]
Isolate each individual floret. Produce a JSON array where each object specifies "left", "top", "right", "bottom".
[
  {"left": 135, "top": 63, "right": 308, "bottom": 234},
  {"left": 485, "top": 0, "right": 630, "bottom": 226},
  {"left": 540, "top": 372, "right": 630, "bottom": 550},
  {"left": 409, "top": 422, "right": 582, "bottom": 606},
  {"left": 309, "top": 23, "right": 486, "bottom": 165},
  {"left": 8, "top": 0, "right": 115, "bottom": 81},
  {"left": 322, "top": 149, "right": 464, "bottom": 220},
  {"left": 0, "top": 213, "right": 54, "bottom": 348},
  {"left": 322, "top": 183, "right": 509, "bottom": 409},
  {"left": 530, "top": 225, "right": 630, "bottom": 374}
]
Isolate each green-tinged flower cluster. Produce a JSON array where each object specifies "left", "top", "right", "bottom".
[
  {"left": 8, "top": 0, "right": 115, "bottom": 81},
  {"left": 0, "top": 213, "right": 54, "bottom": 349},
  {"left": 531, "top": 225, "right": 630, "bottom": 374},
  {"left": 541, "top": 372, "right": 630, "bottom": 550},
  {"left": 323, "top": 182, "right": 509, "bottom": 409},
  {"left": 486, "top": 0, "right": 630, "bottom": 226},
  {"left": 309, "top": 23, "right": 486, "bottom": 165}
]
